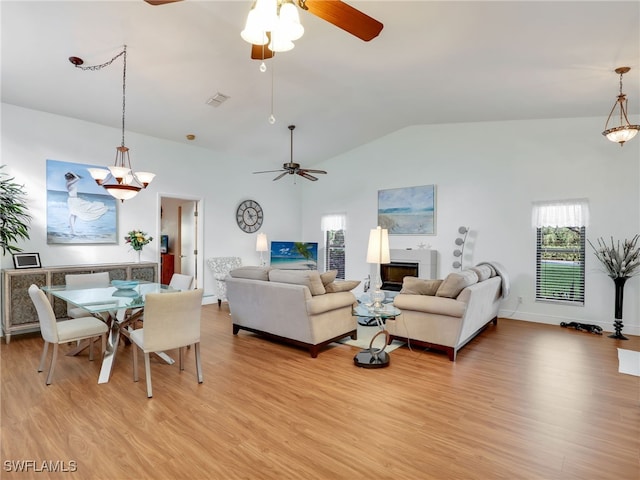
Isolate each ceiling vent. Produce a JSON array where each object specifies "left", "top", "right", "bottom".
[{"left": 206, "top": 93, "right": 230, "bottom": 107}]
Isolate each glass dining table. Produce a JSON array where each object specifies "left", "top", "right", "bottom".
[{"left": 42, "top": 281, "right": 176, "bottom": 384}]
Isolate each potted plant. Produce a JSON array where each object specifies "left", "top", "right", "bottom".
[{"left": 0, "top": 165, "right": 31, "bottom": 256}]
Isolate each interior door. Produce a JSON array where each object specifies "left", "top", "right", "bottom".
[{"left": 179, "top": 201, "right": 198, "bottom": 285}]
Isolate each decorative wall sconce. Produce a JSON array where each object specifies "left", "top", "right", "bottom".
[{"left": 453, "top": 226, "right": 469, "bottom": 270}]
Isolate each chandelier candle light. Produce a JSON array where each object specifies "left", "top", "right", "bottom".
[
  {"left": 602, "top": 67, "right": 640, "bottom": 146},
  {"left": 70, "top": 45, "right": 155, "bottom": 201}
]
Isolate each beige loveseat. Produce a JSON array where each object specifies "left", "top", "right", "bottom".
[
  {"left": 387, "top": 262, "right": 509, "bottom": 361},
  {"left": 225, "top": 267, "right": 359, "bottom": 357}
]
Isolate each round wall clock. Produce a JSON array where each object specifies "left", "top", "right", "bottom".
[{"left": 236, "top": 200, "right": 264, "bottom": 233}]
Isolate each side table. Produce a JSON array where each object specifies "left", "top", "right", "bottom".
[{"left": 352, "top": 304, "right": 401, "bottom": 369}]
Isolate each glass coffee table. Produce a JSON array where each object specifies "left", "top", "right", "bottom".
[{"left": 352, "top": 303, "right": 401, "bottom": 369}]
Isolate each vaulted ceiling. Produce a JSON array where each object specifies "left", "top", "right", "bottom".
[{"left": 2, "top": 1, "right": 639, "bottom": 168}]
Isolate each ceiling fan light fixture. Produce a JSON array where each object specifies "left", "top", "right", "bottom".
[
  {"left": 241, "top": 9, "right": 269, "bottom": 45},
  {"left": 602, "top": 67, "right": 640, "bottom": 147},
  {"left": 268, "top": 30, "right": 295, "bottom": 52},
  {"left": 278, "top": 1, "right": 304, "bottom": 41}
]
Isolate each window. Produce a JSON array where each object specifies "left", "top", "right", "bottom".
[
  {"left": 536, "top": 226, "right": 585, "bottom": 304},
  {"left": 321, "top": 214, "right": 346, "bottom": 280},
  {"left": 532, "top": 199, "right": 589, "bottom": 305}
]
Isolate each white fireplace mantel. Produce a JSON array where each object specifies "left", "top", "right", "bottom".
[{"left": 389, "top": 249, "right": 437, "bottom": 279}]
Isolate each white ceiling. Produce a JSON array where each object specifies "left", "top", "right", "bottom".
[{"left": 2, "top": 1, "right": 639, "bottom": 169}]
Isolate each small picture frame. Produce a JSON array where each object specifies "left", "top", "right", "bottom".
[{"left": 12, "top": 252, "right": 42, "bottom": 269}]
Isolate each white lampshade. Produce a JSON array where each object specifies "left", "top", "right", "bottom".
[
  {"left": 87, "top": 167, "right": 110, "bottom": 183},
  {"left": 103, "top": 184, "right": 140, "bottom": 201},
  {"left": 241, "top": 9, "right": 269, "bottom": 45},
  {"left": 605, "top": 126, "right": 639, "bottom": 144},
  {"left": 366, "top": 226, "right": 390, "bottom": 264},
  {"left": 268, "top": 29, "right": 295, "bottom": 53},
  {"left": 108, "top": 165, "right": 131, "bottom": 182},
  {"left": 256, "top": 233, "right": 268, "bottom": 252},
  {"left": 278, "top": 1, "right": 304, "bottom": 41},
  {"left": 135, "top": 171, "right": 156, "bottom": 187}
]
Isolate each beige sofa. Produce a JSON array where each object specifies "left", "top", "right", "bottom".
[
  {"left": 225, "top": 267, "right": 359, "bottom": 357},
  {"left": 387, "top": 262, "right": 509, "bottom": 361}
]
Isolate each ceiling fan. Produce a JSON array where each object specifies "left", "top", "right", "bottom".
[
  {"left": 144, "top": 0, "right": 383, "bottom": 60},
  {"left": 248, "top": 0, "right": 383, "bottom": 60},
  {"left": 253, "top": 125, "right": 327, "bottom": 181}
]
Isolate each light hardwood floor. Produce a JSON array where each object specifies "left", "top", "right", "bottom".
[{"left": 1, "top": 305, "right": 639, "bottom": 479}]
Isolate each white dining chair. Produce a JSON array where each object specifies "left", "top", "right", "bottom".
[
  {"left": 28, "top": 284, "right": 109, "bottom": 385},
  {"left": 130, "top": 288, "right": 204, "bottom": 398},
  {"left": 65, "top": 272, "right": 110, "bottom": 318},
  {"left": 168, "top": 273, "right": 194, "bottom": 291}
]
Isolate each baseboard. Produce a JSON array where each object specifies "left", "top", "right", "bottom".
[{"left": 500, "top": 309, "right": 640, "bottom": 337}]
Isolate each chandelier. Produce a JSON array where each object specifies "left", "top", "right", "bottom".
[
  {"left": 602, "top": 67, "right": 640, "bottom": 147},
  {"left": 70, "top": 45, "right": 155, "bottom": 201},
  {"left": 241, "top": 0, "right": 304, "bottom": 53}
]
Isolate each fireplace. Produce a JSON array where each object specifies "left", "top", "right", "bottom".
[{"left": 380, "top": 261, "right": 419, "bottom": 291}]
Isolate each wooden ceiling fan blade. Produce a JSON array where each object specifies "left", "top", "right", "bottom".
[
  {"left": 301, "top": 0, "right": 383, "bottom": 42},
  {"left": 253, "top": 169, "right": 285, "bottom": 174},
  {"left": 251, "top": 43, "right": 275, "bottom": 60},
  {"left": 298, "top": 171, "right": 318, "bottom": 181},
  {"left": 143, "top": 0, "right": 182, "bottom": 5},
  {"left": 300, "top": 169, "right": 327, "bottom": 174},
  {"left": 273, "top": 171, "right": 289, "bottom": 181}
]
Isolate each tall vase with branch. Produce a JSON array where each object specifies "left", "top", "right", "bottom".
[
  {"left": 124, "top": 230, "right": 153, "bottom": 263},
  {"left": 588, "top": 235, "right": 640, "bottom": 340}
]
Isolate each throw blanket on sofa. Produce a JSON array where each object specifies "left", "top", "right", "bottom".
[{"left": 477, "top": 261, "right": 510, "bottom": 299}]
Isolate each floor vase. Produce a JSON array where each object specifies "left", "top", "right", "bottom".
[{"left": 610, "top": 276, "right": 628, "bottom": 340}]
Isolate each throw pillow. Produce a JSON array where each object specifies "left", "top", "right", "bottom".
[
  {"left": 399, "top": 277, "right": 443, "bottom": 296},
  {"left": 435, "top": 270, "right": 479, "bottom": 298},
  {"left": 470, "top": 264, "right": 493, "bottom": 282},
  {"left": 320, "top": 270, "right": 338, "bottom": 286},
  {"left": 268, "top": 269, "right": 326, "bottom": 296},
  {"left": 325, "top": 280, "right": 360, "bottom": 293},
  {"left": 229, "top": 266, "right": 270, "bottom": 281}
]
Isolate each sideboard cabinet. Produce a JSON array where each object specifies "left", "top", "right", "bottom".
[{"left": 2, "top": 262, "right": 158, "bottom": 343}]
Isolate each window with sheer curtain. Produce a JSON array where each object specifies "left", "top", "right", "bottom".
[
  {"left": 532, "top": 199, "right": 589, "bottom": 305},
  {"left": 321, "top": 214, "right": 346, "bottom": 279}
]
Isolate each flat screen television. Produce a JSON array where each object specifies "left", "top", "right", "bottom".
[{"left": 270, "top": 241, "right": 318, "bottom": 270}]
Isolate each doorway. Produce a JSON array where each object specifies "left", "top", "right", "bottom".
[{"left": 159, "top": 195, "right": 203, "bottom": 288}]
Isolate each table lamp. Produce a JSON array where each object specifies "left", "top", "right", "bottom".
[
  {"left": 256, "top": 233, "right": 268, "bottom": 266},
  {"left": 366, "top": 226, "right": 390, "bottom": 311}
]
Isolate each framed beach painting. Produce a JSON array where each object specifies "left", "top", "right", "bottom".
[
  {"left": 46, "top": 159, "right": 118, "bottom": 244},
  {"left": 269, "top": 241, "right": 318, "bottom": 270},
  {"left": 378, "top": 184, "right": 436, "bottom": 235}
]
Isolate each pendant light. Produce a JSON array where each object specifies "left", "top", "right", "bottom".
[
  {"left": 602, "top": 67, "right": 640, "bottom": 147},
  {"left": 70, "top": 45, "right": 155, "bottom": 201}
]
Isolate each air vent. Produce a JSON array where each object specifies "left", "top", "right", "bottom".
[{"left": 206, "top": 93, "right": 230, "bottom": 107}]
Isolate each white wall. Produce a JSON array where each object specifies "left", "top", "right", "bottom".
[
  {"left": 4, "top": 103, "right": 640, "bottom": 335},
  {"left": 1, "top": 103, "right": 300, "bottom": 302},
  {"left": 301, "top": 117, "right": 640, "bottom": 335}
]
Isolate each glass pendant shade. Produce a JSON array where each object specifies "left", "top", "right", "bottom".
[
  {"left": 87, "top": 168, "right": 109, "bottom": 183},
  {"left": 269, "top": 29, "right": 295, "bottom": 52},
  {"left": 241, "top": 9, "right": 269, "bottom": 45},
  {"left": 278, "top": 1, "right": 304, "bottom": 41},
  {"left": 602, "top": 67, "right": 640, "bottom": 146},
  {"left": 103, "top": 184, "right": 140, "bottom": 201},
  {"left": 135, "top": 171, "right": 156, "bottom": 187}
]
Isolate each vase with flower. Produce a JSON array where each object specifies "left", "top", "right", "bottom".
[
  {"left": 124, "top": 229, "right": 153, "bottom": 263},
  {"left": 589, "top": 235, "right": 640, "bottom": 340}
]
